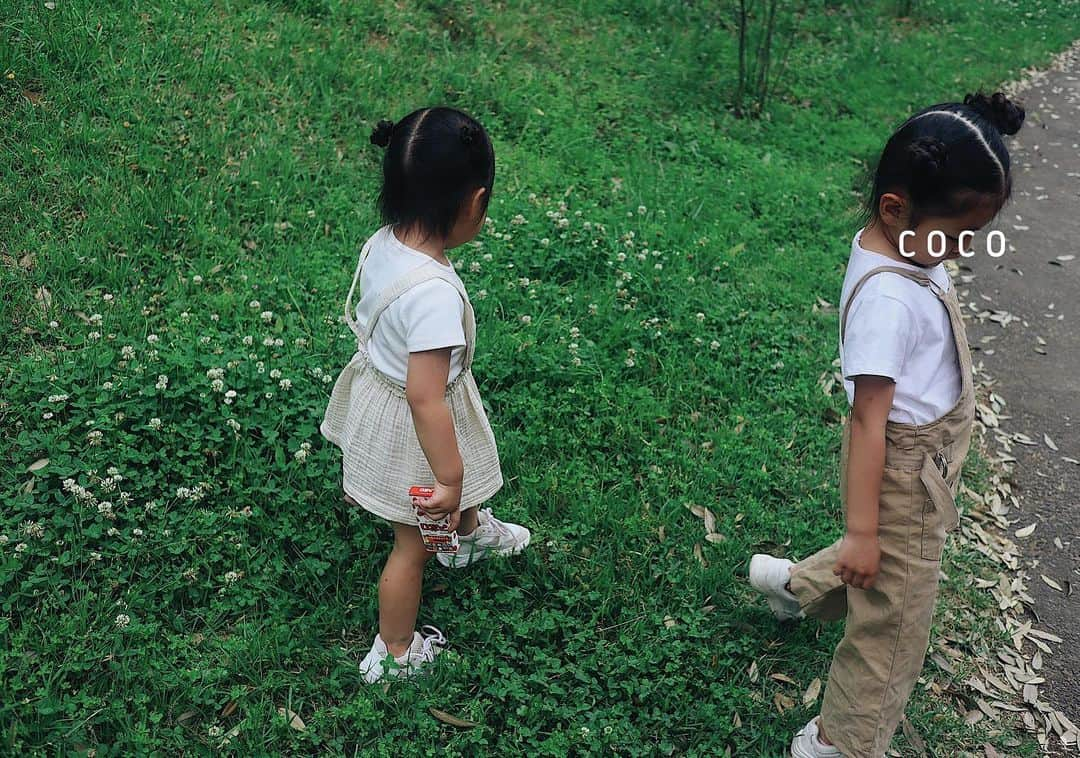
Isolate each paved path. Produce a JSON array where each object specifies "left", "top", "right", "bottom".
[{"left": 966, "top": 44, "right": 1080, "bottom": 726}]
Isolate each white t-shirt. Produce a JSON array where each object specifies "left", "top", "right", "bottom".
[
  {"left": 354, "top": 226, "right": 467, "bottom": 386},
  {"left": 839, "top": 231, "right": 962, "bottom": 425}
]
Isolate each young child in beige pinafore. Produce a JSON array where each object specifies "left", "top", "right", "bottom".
[
  {"left": 748, "top": 92, "right": 1026, "bottom": 757},
  {"left": 322, "top": 107, "right": 530, "bottom": 684}
]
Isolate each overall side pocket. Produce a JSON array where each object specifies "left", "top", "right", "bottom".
[{"left": 919, "top": 451, "right": 960, "bottom": 561}]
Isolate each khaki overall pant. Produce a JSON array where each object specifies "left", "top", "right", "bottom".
[{"left": 789, "top": 266, "right": 976, "bottom": 758}]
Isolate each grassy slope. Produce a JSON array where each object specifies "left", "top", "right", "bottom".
[{"left": 1, "top": 0, "right": 1078, "bottom": 754}]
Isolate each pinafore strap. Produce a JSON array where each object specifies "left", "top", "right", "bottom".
[
  {"left": 341, "top": 242, "right": 477, "bottom": 369},
  {"left": 839, "top": 264, "right": 970, "bottom": 400}
]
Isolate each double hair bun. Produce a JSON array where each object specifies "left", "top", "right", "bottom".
[{"left": 370, "top": 119, "right": 395, "bottom": 147}]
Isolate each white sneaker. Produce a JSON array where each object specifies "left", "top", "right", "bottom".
[
  {"left": 791, "top": 718, "right": 843, "bottom": 757},
  {"left": 358, "top": 625, "right": 447, "bottom": 684},
  {"left": 436, "top": 508, "right": 530, "bottom": 569},
  {"left": 749, "top": 553, "right": 804, "bottom": 620}
]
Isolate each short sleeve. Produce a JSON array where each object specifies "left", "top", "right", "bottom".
[
  {"left": 395, "top": 280, "right": 466, "bottom": 353},
  {"left": 842, "top": 293, "right": 917, "bottom": 382}
]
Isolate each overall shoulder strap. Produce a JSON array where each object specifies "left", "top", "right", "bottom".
[
  {"left": 365, "top": 263, "right": 477, "bottom": 369},
  {"left": 840, "top": 265, "right": 942, "bottom": 343},
  {"left": 344, "top": 238, "right": 374, "bottom": 340}
]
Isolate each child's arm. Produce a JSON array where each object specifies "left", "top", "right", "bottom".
[
  {"left": 834, "top": 375, "right": 895, "bottom": 589},
  {"left": 406, "top": 348, "right": 464, "bottom": 531}
]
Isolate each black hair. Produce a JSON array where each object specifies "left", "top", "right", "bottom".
[
  {"left": 369, "top": 107, "right": 495, "bottom": 239},
  {"left": 864, "top": 91, "right": 1025, "bottom": 225}
]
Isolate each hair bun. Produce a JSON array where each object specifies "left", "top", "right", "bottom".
[
  {"left": 908, "top": 136, "right": 948, "bottom": 181},
  {"left": 964, "top": 92, "right": 1025, "bottom": 136},
  {"left": 370, "top": 119, "right": 395, "bottom": 147}
]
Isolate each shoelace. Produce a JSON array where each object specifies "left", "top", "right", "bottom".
[
  {"left": 475, "top": 508, "right": 511, "bottom": 542},
  {"left": 417, "top": 625, "right": 447, "bottom": 661}
]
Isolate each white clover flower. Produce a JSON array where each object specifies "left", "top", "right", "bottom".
[
  {"left": 0, "top": 535, "right": 8, "bottom": 545},
  {"left": 224, "top": 390, "right": 237, "bottom": 404},
  {"left": 132, "top": 528, "right": 144, "bottom": 538},
  {"left": 121, "top": 345, "right": 135, "bottom": 360},
  {"left": 294, "top": 337, "right": 308, "bottom": 347},
  {"left": 476, "top": 289, "right": 487, "bottom": 300},
  {"left": 588, "top": 303, "right": 598, "bottom": 315},
  {"left": 223, "top": 570, "right": 243, "bottom": 584},
  {"left": 87, "top": 430, "right": 104, "bottom": 446},
  {"left": 49, "top": 393, "right": 69, "bottom": 403},
  {"left": 242, "top": 335, "right": 254, "bottom": 346},
  {"left": 540, "top": 238, "right": 550, "bottom": 247},
  {"left": 15, "top": 543, "right": 28, "bottom": 553},
  {"left": 637, "top": 205, "right": 647, "bottom": 215},
  {"left": 226, "top": 419, "right": 241, "bottom": 433},
  {"left": 262, "top": 336, "right": 275, "bottom": 347},
  {"left": 155, "top": 375, "right": 168, "bottom": 390},
  {"left": 88, "top": 331, "right": 102, "bottom": 340},
  {"left": 520, "top": 315, "right": 532, "bottom": 325},
  {"left": 269, "top": 368, "right": 281, "bottom": 379},
  {"left": 192, "top": 275, "right": 203, "bottom": 284},
  {"left": 211, "top": 379, "right": 225, "bottom": 393},
  {"left": 654, "top": 263, "right": 663, "bottom": 270},
  {"left": 149, "top": 418, "right": 163, "bottom": 430},
  {"left": 90, "top": 551, "right": 103, "bottom": 561},
  {"left": 483, "top": 252, "right": 493, "bottom": 262},
  {"left": 557, "top": 218, "right": 569, "bottom": 229},
  {"left": 102, "top": 381, "right": 114, "bottom": 390},
  {"left": 696, "top": 313, "right": 706, "bottom": 322},
  {"left": 511, "top": 214, "right": 526, "bottom": 225},
  {"left": 278, "top": 378, "right": 292, "bottom": 391},
  {"left": 206, "top": 368, "right": 225, "bottom": 380},
  {"left": 208, "top": 725, "right": 223, "bottom": 739},
  {"left": 49, "top": 320, "right": 59, "bottom": 328},
  {"left": 89, "top": 313, "right": 103, "bottom": 325},
  {"left": 469, "top": 261, "right": 481, "bottom": 273},
  {"left": 107, "top": 527, "right": 119, "bottom": 537},
  {"left": 273, "top": 338, "right": 283, "bottom": 347},
  {"left": 146, "top": 334, "right": 159, "bottom": 344},
  {"left": 264, "top": 392, "right": 273, "bottom": 399},
  {"left": 256, "top": 361, "right": 265, "bottom": 374},
  {"left": 22, "top": 521, "right": 45, "bottom": 539},
  {"left": 294, "top": 447, "right": 308, "bottom": 463},
  {"left": 42, "top": 412, "right": 54, "bottom": 420},
  {"left": 260, "top": 310, "right": 273, "bottom": 322},
  {"left": 710, "top": 340, "right": 720, "bottom": 350},
  {"left": 249, "top": 300, "right": 261, "bottom": 309},
  {"left": 114, "top": 613, "right": 130, "bottom": 629}
]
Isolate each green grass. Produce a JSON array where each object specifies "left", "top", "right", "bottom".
[{"left": 1, "top": 0, "right": 1078, "bottom": 754}]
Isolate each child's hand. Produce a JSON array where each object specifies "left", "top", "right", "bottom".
[
  {"left": 413, "top": 480, "right": 462, "bottom": 532},
  {"left": 834, "top": 532, "right": 881, "bottom": 589}
]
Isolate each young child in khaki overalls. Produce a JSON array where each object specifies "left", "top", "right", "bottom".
[{"left": 749, "top": 92, "right": 1026, "bottom": 758}]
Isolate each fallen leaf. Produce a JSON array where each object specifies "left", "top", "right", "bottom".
[
  {"left": 277, "top": 707, "right": 305, "bottom": 731},
  {"left": 1057, "top": 254, "right": 1076, "bottom": 262},
  {"left": 428, "top": 708, "right": 480, "bottom": 728},
  {"left": 1015, "top": 523, "right": 1037, "bottom": 539},
  {"left": 802, "top": 678, "right": 821, "bottom": 706},
  {"left": 1041, "top": 575, "right": 1063, "bottom": 592},
  {"left": 769, "top": 673, "right": 797, "bottom": 685},
  {"left": 773, "top": 692, "right": 795, "bottom": 714},
  {"left": 901, "top": 717, "right": 928, "bottom": 755},
  {"left": 1044, "top": 434, "right": 1058, "bottom": 451},
  {"left": 27, "top": 458, "right": 49, "bottom": 472},
  {"left": 220, "top": 700, "right": 238, "bottom": 718}
]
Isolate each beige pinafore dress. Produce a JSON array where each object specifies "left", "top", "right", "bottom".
[
  {"left": 789, "top": 265, "right": 976, "bottom": 758},
  {"left": 320, "top": 241, "right": 504, "bottom": 524}
]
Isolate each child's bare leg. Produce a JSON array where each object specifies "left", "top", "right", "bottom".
[
  {"left": 458, "top": 507, "right": 478, "bottom": 536},
  {"left": 379, "top": 522, "right": 434, "bottom": 656}
]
